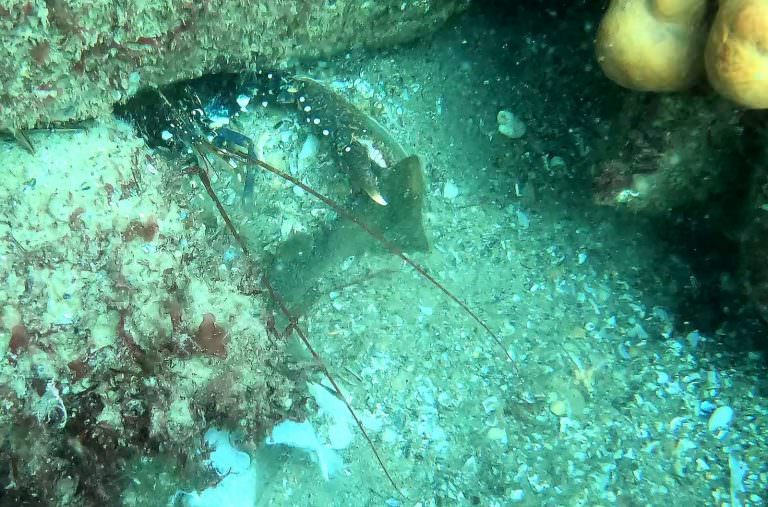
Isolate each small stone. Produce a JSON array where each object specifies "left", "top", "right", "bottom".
[
  {"left": 548, "top": 155, "right": 566, "bottom": 170},
  {"left": 236, "top": 94, "right": 250, "bottom": 111},
  {"left": 550, "top": 400, "right": 567, "bottom": 417},
  {"left": 497, "top": 110, "right": 526, "bottom": 139},
  {"left": 462, "top": 456, "right": 479, "bottom": 475},
  {"left": 486, "top": 427, "right": 507, "bottom": 443},
  {"left": 686, "top": 330, "right": 703, "bottom": 348},
  {"left": 515, "top": 209, "right": 530, "bottom": 229},
  {"left": 443, "top": 180, "right": 459, "bottom": 199},
  {"left": 708, "top": 405, "right": 734, "bottom": 434},
  {"left": 699, "top": 400, "right": 717, "bottom": 417},
  {"left": 482, "top": 396, "right": 499, "bottom": 414}
]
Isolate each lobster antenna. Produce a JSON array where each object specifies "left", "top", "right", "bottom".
[
  {"left": 201, "top": 140, "right": 516, "bottom": 368},
  {"left": 192, "top": 144, "right": 407, "bottom": 499}
]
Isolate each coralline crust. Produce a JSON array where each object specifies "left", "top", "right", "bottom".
[{"left": 0, "top": 0, "right": 469, "bottom": 130}]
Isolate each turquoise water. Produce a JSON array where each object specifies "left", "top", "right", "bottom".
[{"left": 2, "top": 2, "right": 767, "bottom": 506}]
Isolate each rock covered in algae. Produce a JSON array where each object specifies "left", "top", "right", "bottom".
[
  {"left": 0, "top": 118, "right": 303, "bottom": 503},
  {"left": 591, "top": 94, "right": 745, "bottom": 213},
  {"left": 0, "top": 0, "right": 469, "bottom": 131},
  {"left": 740, "top": 115, "right": 768, "bottom": 323}
]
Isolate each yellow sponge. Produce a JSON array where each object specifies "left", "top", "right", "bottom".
[
  {"left": 705, "top": 0, "right": 768, "bottom": 109},
  {"left": 595, "top": 0, "right": 709, "bottom": 91}
]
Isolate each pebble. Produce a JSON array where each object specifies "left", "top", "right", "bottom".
[
  {"left": 236, "top": 94, "right": 250, "bottom": 111},
  {"left": 443, "top": 180, "right": 459, "bottom": 199},
  {"left": 550, "top": 400, "right": 567, "bottom": 417},
  {"left": 617, "top": 342, "right": 632, "bottom": 360},
  {"left": 486, "top": 427, "right": 507, "bottom": 443},
  {"left": 686, "top": 330, "right": 703, "bottom": 348},
  {"left": 354, "top": 78, "right": 375, "bottom": 99},
  {"left": 699, "top": 400, "right": 717, "bottom": 417},
  {"left": 708, "top": 405, "right": 734, "bottom": 435},
  {"left": 462, "top": 456, "right": 479, "bottom": 475},
  {"left": 516, "top": 209, "right": 530, "bottom": 229},
  {"left": 497, "top": 110, "right": 526, "bottom": 139},
  {"left": 482, "top": 396, "right": 499, "bottom": 414},
  {"left": 548, "top": 155, "right": 566, "bottom": 170}
]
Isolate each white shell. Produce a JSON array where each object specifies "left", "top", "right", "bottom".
[
  {"left": 236, "top": 94, "right": 250, "bottom": 111},
  {"left": 708, "top": 405, "right": 734, "bottom": 434}
]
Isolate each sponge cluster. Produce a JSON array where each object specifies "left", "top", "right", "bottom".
[{"left": 596, "top": 0, "right": 768, "bottom": 109}]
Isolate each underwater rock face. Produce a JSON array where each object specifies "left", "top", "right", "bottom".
[
  {"left": 742, "top": 129, "right": 768, "bottom": 323},
  {"left": 591, "top": 94, "right": 744, "bottom": 213},
  {"left": 0, "top": 119, "right": 303, "bottom": 504},
  {"left": 0, "top": 0, "right": 469, "bottom": 130}
]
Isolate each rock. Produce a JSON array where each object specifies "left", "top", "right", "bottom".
[
  {"left": 550, "top": 400, "right": 567, "bottom": 417},
  {"left": 443, "top": 180, "right": 459, "bottom": 199},
  {"left": 591, "top": 94, "right": 744, "bottom": 212},
  {"left": 486, "top": 426, "right": 508, "bottom": 443},
  {"left": 0, "top": 0, "right": 469, "bottom": 130},
  {"left": 740, "top": 115, "right": 768, "bottom": 323},
  {"left": 707, "top": 405, "right": 734, "bottom": 435},
  {"left": 497, "top": 110, "right": 527, "bottom": 139}
]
